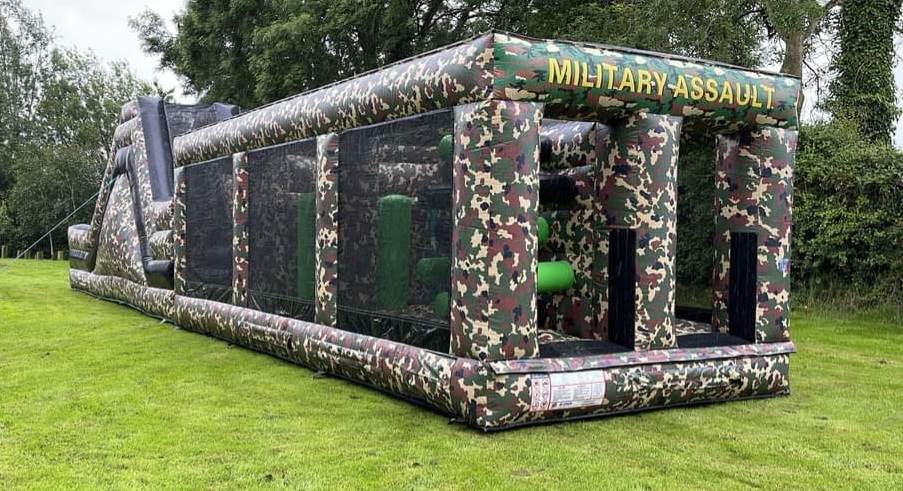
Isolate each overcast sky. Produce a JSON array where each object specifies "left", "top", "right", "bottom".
[{"left": 21, "top": 0, "right": 903, "bottom": 147}]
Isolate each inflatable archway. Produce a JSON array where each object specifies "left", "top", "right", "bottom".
[{"left": 69, "top": 32, "right": 798, "bottom": 430}]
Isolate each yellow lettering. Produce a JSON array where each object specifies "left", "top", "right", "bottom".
[
  {"left": 735, "top": 82, "right": 750, "bottom": 106},
  {"left": 549, "top": 58, "right": 571, "bottom": 85},
  {"left": 751, "top": 86, "right": 762, "bottom": 108},
  {"left": 690, "top": 76, "right": 704, "bottom": 100},
  {"left": 580, "top": 62, "right": 595, "bottom": 88},
  {"left": 719, "top": 80, "right": 734, "bottom": 105},
  {"left": 604, "top": 63, "right": 617, "bottom": 90},
  {"left": 763, "top": 85, "right": 775, "bottom": 109},
  {"left": 572, "top": 60, "right": 580, "bottom": 87},
  {"left": 673, "top": 75, "right": 689, "bottom": 99},
  {"left": 618, "top": 67, "right": 636, "bottom": 92},
  {"left": 652, "top": 71, "right": 668, "bottom": 97},
  {"left": 595, "top": 64, "right": 603, "bottom": 88},
  {"left": 637, "top": 69, "right": 653, "bottom": 94},
  {"left": 705, "top": 78, "right": 719, "bottom": 102}
]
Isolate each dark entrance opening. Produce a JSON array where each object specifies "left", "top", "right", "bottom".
[
  {"left": 608, "top": 228, "right": 636, "bottom": 348},
  {"left": 728, "top": 231, "right": 758, "bottom": 341}
]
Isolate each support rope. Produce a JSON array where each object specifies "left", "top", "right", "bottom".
[{"left": 0, "top": 177, "right": 116, "bottom": 270}]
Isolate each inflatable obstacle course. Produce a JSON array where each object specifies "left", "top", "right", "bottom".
[{"left": 68, "top": 32, "right": 798, "bottom": 431}]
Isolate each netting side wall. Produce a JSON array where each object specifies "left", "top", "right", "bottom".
[
  {"left": 336, "top": 109, "right": 454, "bottom": 352},
  {"left": 182, "top": 157, "right": 234, "bottom": 302},
  {"left": 246, "top": 139, "right": 318, "bottom": 321}
]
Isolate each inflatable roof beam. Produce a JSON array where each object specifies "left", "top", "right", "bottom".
[{"left": 70, "top": 32, "right": 798, "bottom": 431}]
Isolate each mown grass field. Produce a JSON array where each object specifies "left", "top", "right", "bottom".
[{"left": 0, "top": 259, "right": 901, "bottom": 490}]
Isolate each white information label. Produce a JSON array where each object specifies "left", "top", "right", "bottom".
[{"left": 529, "top": 370, "right": 606, "bottom": 412}]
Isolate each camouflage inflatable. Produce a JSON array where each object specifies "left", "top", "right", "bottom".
[{"left": 68, "top": 32, "right": 798, "bottom": 431}]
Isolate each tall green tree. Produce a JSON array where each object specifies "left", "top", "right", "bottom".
[
  {"left": 0, "top": 0, "right": 150, "bottom": 253},
  {"left": 828, "top": 0, "right": 902, "bottom": 143},
  {"left": 510, "top": 0, "right": 766, "bottom": 67},
  {"left": 0, "top": 0, "right": 53, "bottom": 198},
  {"left": 132, "top": 0, "right": 515, "bottom": 107}
]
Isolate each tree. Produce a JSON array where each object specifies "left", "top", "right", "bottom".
[
  {"left": 0, "top": 0, "right": 53, "bottom": 199},
  {"left": 132, "top": 0, "right": 521, "bottom": 107},
  {"left": 509, "top": 0, "right": 766, "bottom": 67},
  {"left": 828, "top": 0, "right": 902, "bottom": 143},
  {"left": 0, "top": 0, "right": 150, "bottom": 253}
]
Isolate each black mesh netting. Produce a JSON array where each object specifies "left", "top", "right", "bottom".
[
  {"left": 182, "top": 157, "right": 234, "bottom": 302},
  {"left": 337, "top": 109, "right": 454, "bottom": 352},
  {"left": 246, "top": 139, "right": 318, "bottom": 321},
  {"left": 165, "top": 103, "right": 238, "bottom": 138}
]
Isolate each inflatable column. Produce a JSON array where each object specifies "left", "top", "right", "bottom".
[
  {"left": 315, "top": 133, "right": 340, "bottom": 327},
  {"left": 232, "top": 152, "right": 249, "bottom": 306},
  {"left": 450, "top": 100, "right": 543, "bottom": 361},
  {"left": 596, "top": 113, "right": 682, "bottom": 351},
  {"left": 713, "top": 128, "right": 796, "bottom": 343}
]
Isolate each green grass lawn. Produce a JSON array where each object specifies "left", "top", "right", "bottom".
[{"left": 0, "top": 260, "right": 901, "bottom": 490}]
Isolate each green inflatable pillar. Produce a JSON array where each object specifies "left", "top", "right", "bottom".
[
  {"left": 376, "top": 195, "right": 413, "bottom": 310},
  {"left": 416, "top": 256, "right": 451, "bottom": 288},
  {"left": 438, "top": 134, "right": 453, "bottom": 164},
  {"left": 538, "top": 216, "right": 550, "bottom": 247}
]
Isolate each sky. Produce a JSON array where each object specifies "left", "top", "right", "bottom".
[{"left": 21, "top": 0, "right": 903, "bottom": 147}]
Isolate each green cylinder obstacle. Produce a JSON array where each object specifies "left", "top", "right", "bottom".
[
  {"left": 376, "top": 195, "right": 413, "bottom": 310},
  {"left": 538, "top": 216, "right": 550, "bottom": 247},
  {"left": 416, "top": 256, "right": 451, "bottom": 288},
  {"left": 438, "top": 134, "right": 453, "bottom": 164},
  {"left": 296, "top": 192, "right": 316, "bottom": 301},
  {"left": 434, "top": 291, "right": 450, "bottom": 319},
  {"left": 537, "top": 261, "right": 575, "bottom": 293}
]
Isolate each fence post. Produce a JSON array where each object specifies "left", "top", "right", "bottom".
[
  {"left": 56, "top": 251, "right": 67, "bottom": 261},
  {"left": 0, "top": 244, "right": 7, "bottom": 258}
]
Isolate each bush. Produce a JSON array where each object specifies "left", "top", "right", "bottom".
[
  {"left": 675, "top": 138, "right": 716, "bottom": 290},
  {"left": 793, "top": 120, "right": 903, "bottom": 306}
]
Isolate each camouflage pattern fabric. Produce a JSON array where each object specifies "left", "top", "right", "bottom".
[
  {"left": 536, "top": 121, "right": 598, "bottom": 338},
  {"left": 233, "top": 152, "right": 250, "bottom": 306},
  {"left": 172, "top": 32, "right": 798, "bottom": 171},
  {"left": 149, "top": 230, "right": 173, "bottom": 260},
  {"left": 450, "top": 100, "right": 543, "bottom": 361},
  {"left": 71, "top": 269, "right": 174, "bottom": 320},
  {"left": 120, "top": 100, "right": 139, "bottom": 123},
  {"left": 713, "top": 128, "right": 796, "bottom": 342},
  {"left": 315, "top": 134, "right": 339, "bottom": 326},
  {"left": 453, "top": 350, "right": 791, "bottom": 430},
  {"left": 172, "top": 167, "right": 187, "bottom": 294},
  {"left": 173, "top": 35, "right": 495, "bottom": 167},
  {"left": 674, "top": 318, "right": 713, "bottom": 336},
  {"left": 540, "top": 120, "right": 597, "bottom": 171},
  {"left": 540, "top": 165, "right": 598, "bottom": 338},
  {"left": 114, "top": 118, "right": 138, "bottom": 149},
  {"left": 537, "top": 330, "right": 581, "bottom": 343},
  {"left": 596, "top": 113, "right": 682, "bottom": 350},
  {"left": 129, "top": 126, "right": 162, "bottom": 238},
  {"left": 92, "top": 174, "right": 148, "bottom": 285},
  {"left": 492, "top": 33, "right": 800, "bottom": 134}
]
